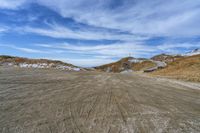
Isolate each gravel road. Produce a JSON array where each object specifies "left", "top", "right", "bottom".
[{"left": 0, "top": 67, "right": 200, "bottom": 133}]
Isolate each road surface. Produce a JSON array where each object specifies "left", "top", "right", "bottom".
[{"left": 0, "top": 67, "right": 200, "bottom": 133}]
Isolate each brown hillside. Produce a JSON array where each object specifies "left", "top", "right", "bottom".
[
  {"left": 95, "top": 57, "right": 157, "bottom": 72},
  {"left": 95, "top": 57, "right": 133, "bottom": 72},
  {"left": 0, "top": 55, "right": 76, "bottom": 67},
  {"left": 132, "top": 61, "right": 156, "bottom": 71},
  {"left": 151, "top": 54, "right": 200, "bottom": 82}
]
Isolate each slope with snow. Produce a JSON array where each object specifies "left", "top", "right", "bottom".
[
  {"left": 183, "top": 48, "right": 200, "bottom": 56},
  {"left": 0, "top": 55, "right": 82, "bottom": 71}
]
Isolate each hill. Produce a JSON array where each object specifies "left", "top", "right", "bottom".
[
  {"left": 151, "top": 54, "right": 183, "bottom": 63},
  {"left": 151, "top": 54, "right": 200, "bottom": 82},
  {"left": 0, "top": 55, "right": 82, "bottom": 71},
  {"left": 94, "top": 57, "right": 158, "bottom": 72},
  {"left": 94, "top": 57, "right": 133, "bottom": 72}
]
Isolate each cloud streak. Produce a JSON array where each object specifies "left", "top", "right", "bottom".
[
  {"left": 35, "top": 0, "right": 200, "bottom": 36},
  {"left": 20, "top": 23, "right": 149, "bottom": 41},
  {"left": 0, "top": 0, "right": 27, "bottom": 9},
  {"left": 0, "top": 44, "right": 47, "bottom": 53},
  {"left": 37, "top": 42, "right": 157, "bottom": 58},
  {"left": 0, "top": 26, "right": 9, "bottom": 33},
  {"left": 0, "top": 44, "right": 65, "bottom": 54}
]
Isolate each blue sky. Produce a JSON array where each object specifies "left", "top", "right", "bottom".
[{"left": 0, "top": 0, "right": 200, "bottom": 67}]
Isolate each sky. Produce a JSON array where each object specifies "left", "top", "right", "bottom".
[{"left": 0, "top": 0, "right": 200, "bottom": 67}]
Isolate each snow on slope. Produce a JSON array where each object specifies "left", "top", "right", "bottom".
[
  {"left": 184, "top": 48, "right": 200, "bottom": 56},
  {"left": 128, "top": 58, "right": 145, "bottom": 63},
  {"left": 0, "top": 56, "right": 82, "bottom": 71},
  {"left": 18, "top": 63, "right": 81, "bottom": 71}
]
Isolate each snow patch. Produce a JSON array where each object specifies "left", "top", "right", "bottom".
[
  {"left": 183, "top": 48, "right": 200, "bottom": 56},
  {"left": 17, "top": 63, "right": 81, "bottom": 71},
  {"left": 128, "top": 58, "right": 144, "bottom": 63}
]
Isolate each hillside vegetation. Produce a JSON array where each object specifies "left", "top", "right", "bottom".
[{"left": 151, "top": 54, "right": 200, "bottom": 82}]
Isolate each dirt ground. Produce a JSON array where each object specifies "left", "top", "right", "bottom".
[{"left": 0, "top": 67, "right": 200, "bottom": 133}]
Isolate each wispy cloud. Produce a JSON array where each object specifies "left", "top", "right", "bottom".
[
  {"left": 0, "top": 26, "right": 9, "bottom": 33},
  {"left": 35, "top": 0, "right": 200, "bottom": 36},
  {"left": 157, "top": 42, "right": 200, "bottom": 54},
  {"left": 0, "top": 44, "right": 66, "bottom": 54},
  {"left": 0, "top": 0, "right": 27, "bottom": 9},
  {"left": 20, "top": 22, "right": 149, "bottom": 41},
  {"left": 1, "top": 0, "right": 200, "bottom": 36},
  {"left": 37, "top": 42, "right": 157, "bottom": 58},
  {"left": 0, "top": 44, "right": 47, "bottom": 53}
]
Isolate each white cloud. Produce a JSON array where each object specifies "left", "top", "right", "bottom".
[
  {"left": 0, "top": 0, "right": 27, "bottom": 9},
  {"left": 37, "top": 42, "right": 157, "bottom": 58},
  {"left": 15, "top": 47, "right": 45, "bottom": 53},
  {"left": 0, "top": 44, "right": 65, "bottom": 54},
  {"left": 20, "top": 23, "right": 149, "bottom": 41},
  {"left": 158, "top": 43, "right": 200, "bottom": 50},
  {"left": 34, "top": 0, "right": 200, "bottom": 36},
  {"left": 0, "top": 44, "right": 47, "bottom": 53},
  {"left": 1, "top": 0, "right": 200, "bottom": 36},
  {"left": 0, "top": 26, "right": 9, "bottom": 33}
]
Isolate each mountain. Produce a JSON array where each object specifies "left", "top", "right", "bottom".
[
  {"left": 183, "top": 48, "right": 200, "bottom": 56},
  {"left": 0, "top": 55, "right": 83, "bottom": 71}
]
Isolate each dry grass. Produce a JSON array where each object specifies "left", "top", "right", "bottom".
[
  {"left": 132, "top": 61, "right": 156, "bottom": 71},
  {"left": 95, "top": 57, "right": 133, "bottom": 72},
  {"left": 151, "top": 54, "right": 200, "bottom": 82}
]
